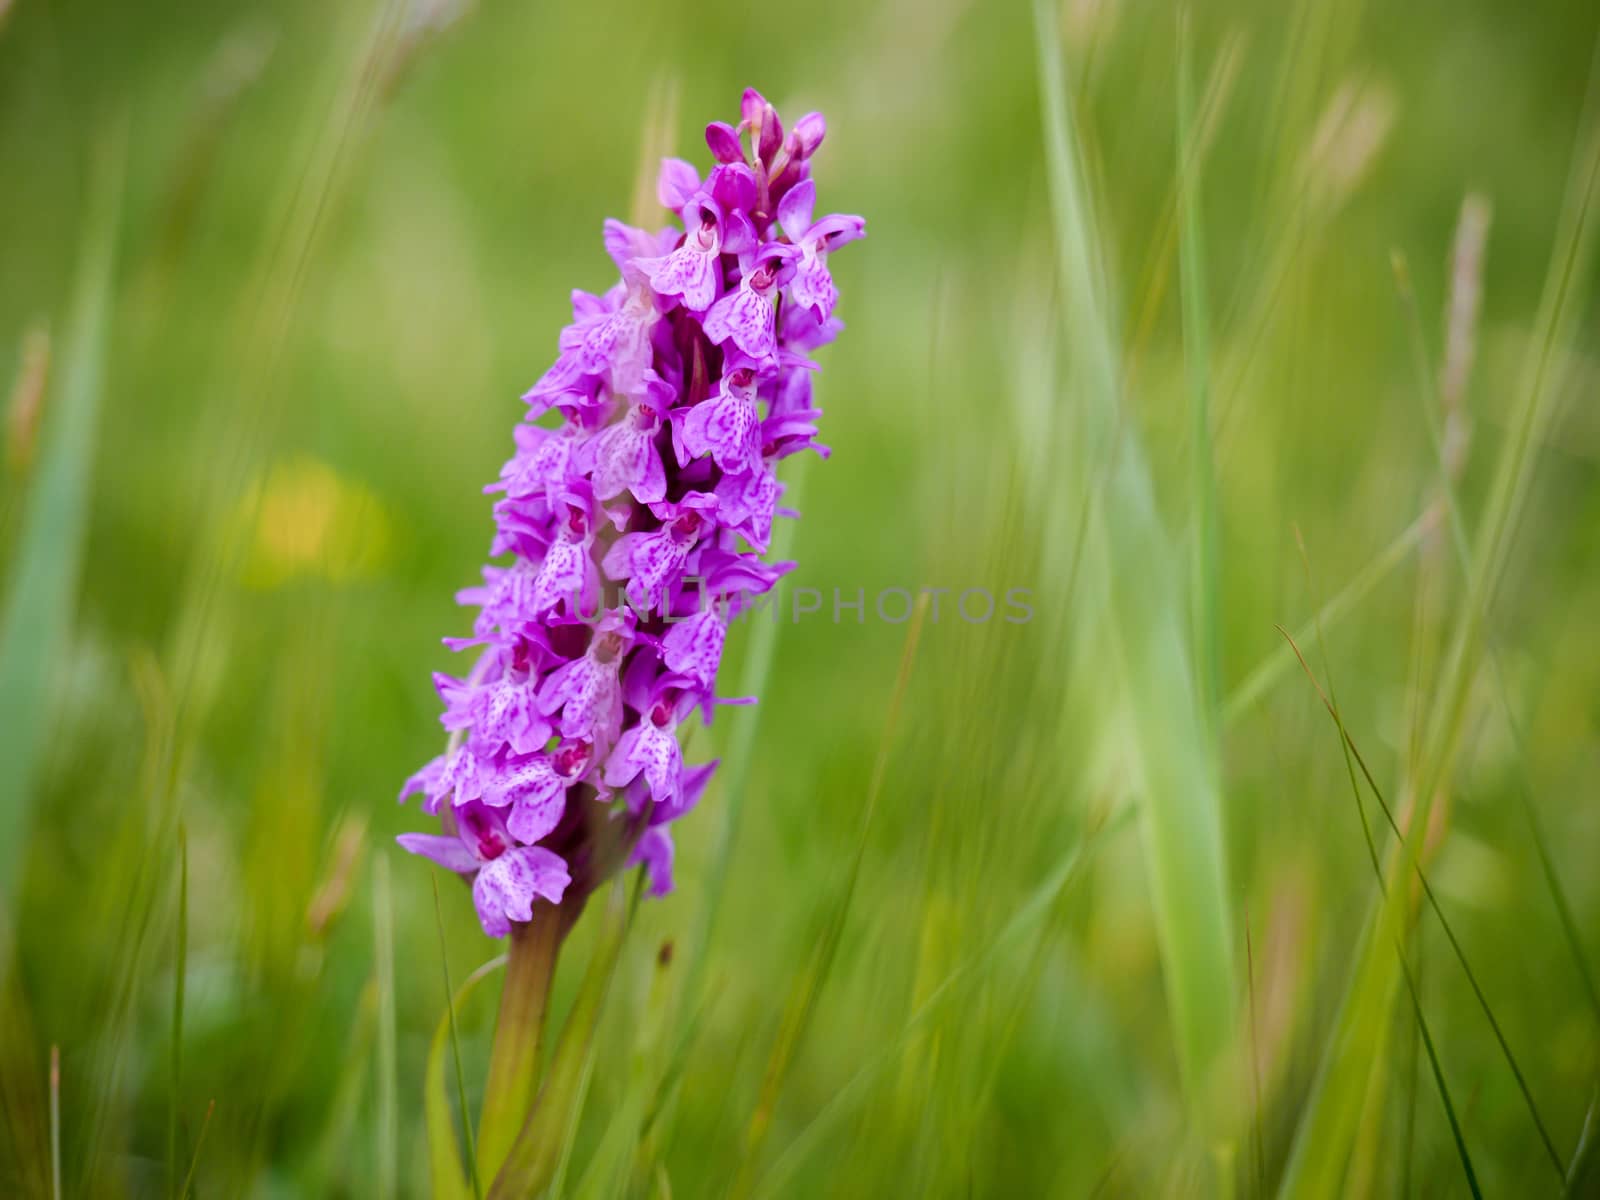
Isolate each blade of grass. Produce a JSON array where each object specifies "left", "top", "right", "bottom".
[
  {"left": 1126, "top": 29, "right": 1246, "bottom": 390},
  {"left": 1245, "top": 910, "right": 1266, "bottom": 1199},
  {"left": 1034, "top": 0, "right": 1236, "bottom": 1115},
  {"left": 637, "top": 461, "right": 814, "bottom": 1166},
  {"left": 432, "top": 874, "right": 484, "bottom": 1200},
  {"left": 752, "top": 804, "right": 1136, "bottom": 1198},
  {"left": 1397, "top": 953, "right": 1482, "bottom": 1199},
  {"left": 176, "top": 1099, "right": 215, "bottom": 1200},
  {"left": 426, "top": 953, "right": 507, "bottom": 1200},
  {"left": 1394, "top": 249, "right": 1600, "bottom": 1031},
  {"left": 304, "top": 980, "right": 378, "bottom": 1192},
  {"left": 158, "top": 0, "right": 409, "bottom": 852},
  {"left": 1223, "top": 508, "right": 1435, "bottom": 724},
  {"left": 1282, "top": 610, "right": 1568, "bottom": 1180},
  {"left": 1280, "top": 43, "right": 1600, "bottom": 1196},
  {"left": 1400, "top": 934, "right": 1422, "bottom": 1200},
  {"left": 572, "top": 916, "right": 679, "bottom": 1200},
  {"left": 1568, "top": 1090, "right": 1599, "bottom": 1198},
  {"left": 1413, "top": 37, "right": 1600, "bottom": 867},
  {"left": 1179, "top": 7, "right": 1220, "bottom": 734},
  {"left": 48, "top": 1045, "right": 60, "bottom": 1200},
  {"left": 0, "top": 118, "right": 123, "bottom": 907},
  {"left": 680, "top": 459, "right": 809, "bottom": 1004},
  {"left": 544, "top": 1020, "right": 603, "bottom": 1200},
  {"left": 374, "top": 853, "right": 398, "bottom": 1200},
  {"left": 1280, "top": 623, "right": 1482, "bottom": 1198},
  {"left": 730, "top": 594, "right": 929, "bottom": 1197},
  {"left": 167, "top": 823, "right": 188, "bottom": 1199}
]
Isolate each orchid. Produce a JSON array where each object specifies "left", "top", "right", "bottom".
[{"left": 397, "top": 88, "right": 862, "bottom": 942}]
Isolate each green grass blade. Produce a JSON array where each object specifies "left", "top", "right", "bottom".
[
  {"left": 0, "top": 121, "right": 123, "bottom": 906},
  {"left": 753, "top": 805, "right": 1136, "bottom": 1198},
  {"left": 1033, "top": 0, "right": 1236, "bottom": 1113},
  {"left": 304, "top": 981, "right": 378, "bottom": 1192},
  {"left": 1395, "top": 247, "right": 1600, "bottom": 1032},
  {"left": 1396, "top": 956, "right": 1482, "bottom": 1199},
  {"left": 167, "top": 823, "right": 188, "bottom": 1199},
  {"left": 680, "top": 459, "right": 809, "bottom": 1002},
  {"left": 431, "top": 874, "right": 485, "bottom": 1200},
  {"left": 1282, "top": 622, "right": 1483, "bottom": 1198},
  {"left": 176, "top": 1099, "right": 215, "bottom": 1200},
  {"left": 1568, "top": 1091, "right": 1600, "bottom": 1198},
  {"left": 1223, "top": 510, "right": 1434, "bottom": 725},
  {"left": 1414, "top": 39, "right": 1600, "bottom": 856},
  {"left": 1178, "top": 8, "right": 1221, "bottom": 734},
  {"left": 373, "top": 853, "right": 398, "bottom": 1200},
  {"left": 1280, "top": 46, "right": 1600, "bottom": 1197},
  {"left": 731, "top": 595, "right": 929, "bottom": 1197},
  {"left": 48, "top": 1045, "right": 60, "bottom": 1200},
  {"left": 426, "top": 952, "right": 507, "bottom": 1200},
  {"left": 1285, "top": 618, "right": 1568, "bottom": 1182}
]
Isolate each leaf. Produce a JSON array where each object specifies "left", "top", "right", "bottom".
[
  {"left": 0, "top": 120, "right": 123, "bottom": 906},
  {"left": 427, "top": 953, "right": 507, "bottom": 1200},
  {"left": 1031, "top": 0, "right": 1237, "bottom": 1121}
]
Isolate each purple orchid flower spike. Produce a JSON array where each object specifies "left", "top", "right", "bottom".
[{"left": 398, "top": 88, "right": 861, "bottom": 940}]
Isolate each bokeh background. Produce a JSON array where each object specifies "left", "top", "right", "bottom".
[{"left": 3, "top": 0, "right": 1600, "bottom": 1195}]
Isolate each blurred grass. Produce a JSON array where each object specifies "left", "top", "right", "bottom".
[
  {"left": 1034, "top": 0, "right": 1236, "bottom": 1129},
  {"left": 0, "top": 117, "right": 121, "bottom": 910},
  {"left": 3, "top": 0, "right": 1600, "bottom": 1196}
]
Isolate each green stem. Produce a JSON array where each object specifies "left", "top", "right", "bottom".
[
  {"left": 490, "top": 881, "right": 632, "bottom": 1200},
  {"left": 476, "top": 908, "right": 563, "bottom": 1181}
]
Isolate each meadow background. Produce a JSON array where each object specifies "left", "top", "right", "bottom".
[{"left": 3, "top": 0, "right": 1600, "bottom": 1195}]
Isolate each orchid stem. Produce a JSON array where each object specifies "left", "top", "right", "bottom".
[{"left": 476, "top": 906, "right": 563, "bottom": 1181}]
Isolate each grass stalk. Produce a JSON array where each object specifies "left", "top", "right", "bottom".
[
  {"left": 426, "top": 956, "right": 507, "bottom": 1200},
  {"left": 1033, "top": 0, "right": 1236, "bottom": 1114},
  {"left": 176, "top": 1100, "right": 215, "bottom": 1200},
  {"left": 1395, "top": 244, "right": 1600, "bottom": 1033},
  {"left": 0, "top": 119, "right": 123, "bottom": 907},
  {"left": 167, "top": 824, "right": 188, "bottom": 1199},
  {"left": 1281, "top": 613, "right": 1483, "bottom": 1197},
  {"left": 731, "top": 594, "right": 930, "bottom": 1196},
  {"left": 1179, "top": 7, "right": 1221, "bottom": 735},
  {"left": 49, "top": 1045, "right": 60, "bottom": 1200},
  {"left": 753, "top": 805, "right": 1136, "bottom": 1198},
  {"left": 433, "top": 875, "right": 483, "bottom": 1200},
  {"left": 1280, "top": 42, "right": 1600, "bottom": 1195},
  {"left": 373, "top": 854, "right": 398, "bottom": 1200}
]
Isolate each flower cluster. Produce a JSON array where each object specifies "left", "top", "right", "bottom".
[{"left": 397, "top": 89, "right": 863, "bottom": 937}]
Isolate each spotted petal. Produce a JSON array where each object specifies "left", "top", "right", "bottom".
[{"left": 472, "top": 846, "right": 571, "bottom": 937}]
